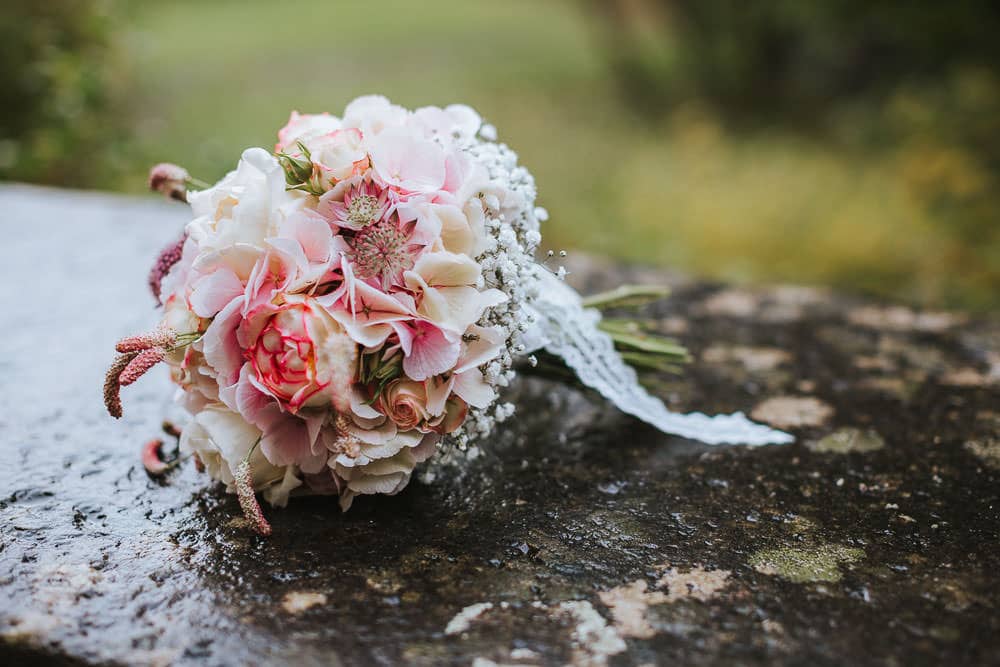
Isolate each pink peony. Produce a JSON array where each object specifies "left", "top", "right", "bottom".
[{"left": 200, "top": 293, "right": 356, "bottom": 472}]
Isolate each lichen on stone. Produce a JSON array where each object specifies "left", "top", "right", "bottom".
[
  {"left": 809, "top": 428, "right": 885, "bottom": 454},
  {"left": 750, "top": 544, "right": 864, "bottom": 583},
  {"left": 751, "top": 396, "right": 835, "bottom": 430},
  {"left": 964, "top": 439, "right": 1000, "bottom": 469}
]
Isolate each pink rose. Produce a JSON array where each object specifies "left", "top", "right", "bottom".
[
  {"left": 378, "top": 379, "right": 468, "bottom": 435},
  {"left": 243, "top": 295, "right": 357, "bottom": 414},
  {"left": 309, "top": 128, "right": 369, "bottom": 182},
  {"left": 276, "top": 111, "right": 342, "bottom": 152},
  {"left": 379, "top": 379, "right": 427, "bottom": 431}
]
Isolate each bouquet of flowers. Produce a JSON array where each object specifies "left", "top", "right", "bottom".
[{"left": 105, "top": 96, "right": 789, "bottom": 534}]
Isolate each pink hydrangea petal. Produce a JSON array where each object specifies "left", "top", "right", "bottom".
[
  {"left": 452, "top": 370, "right": 496, "bottom": 409},
  {"left": 189, "top": 268, "right": 244, "bottom": 318},
  {"left": 370, "top": 128, "right": 446, "bottom": 193},
  {"left": 409, "top": 250, "right": 480, "bottom": 286},
  {"left": 402, "top": 321, "right": 460, "bottom": 381},
  {"left": 279, "top": 211, "right": 333, "bottom": 264},
  {"left": 390, "top": 321, "right": 415, "bottom": 356},
  {"left": 330, "top": 314, "right": 394, "bottom": 349},
  {"left": 442, "top": 150, "right": 472, "bottom": 195},
  {"left": 261, "top": 414, "right": 326, "bottom": 474},
  {"left": 455, "top": 325, "right": 506, "bottom": 373},
  {"left": 436, "top": 204, "right": 480, "bottom": 256},
  {"left": 244, "top": 243, "right": 303, "bottom": 311},
  {"left": 424, "top": 375, "right": 455, "bottom": 417},
  {"left": 202, "top": 296, "right": 246, "bottom": 388}
]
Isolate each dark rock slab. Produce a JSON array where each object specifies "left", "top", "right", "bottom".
[{"left": 1, "top": 185, "right": 998, "bottom": 666}]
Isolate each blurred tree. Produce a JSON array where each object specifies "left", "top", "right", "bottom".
[
  {"left": 583, "top": 0, "right": 1000, "bottom": 308},
  {"left": 586, "top": 0, "right": 1000, "bottom": 123},
  {"left": 0, "top": 0, "right": 124, "bottom": 186}
]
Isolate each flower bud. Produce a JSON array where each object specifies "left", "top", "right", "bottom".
[
  {"left": 148, "top": 163, "right": 190, "bottom": 201},
  {"left": 277, "top": 151, "right": 314, "bottom": 186}
]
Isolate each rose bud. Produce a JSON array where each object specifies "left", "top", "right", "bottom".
[
  {"left": 148, "top": 163, "right": 190, "bottom": 202},
  {"left": 277, "top": 150, "right": 314, "bottom": 186}
]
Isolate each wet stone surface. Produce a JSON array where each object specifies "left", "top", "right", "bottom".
[{"left": 1, "top": 185, "right": 999, "bottom": 666}]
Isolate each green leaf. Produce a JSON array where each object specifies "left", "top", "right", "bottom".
[{"left": 582, "top": 284, "right": 671, "bottom": 310}]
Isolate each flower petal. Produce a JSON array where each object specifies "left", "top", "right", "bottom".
[{"left": 402, "top": 322, "right": 460, "bottom": 381}]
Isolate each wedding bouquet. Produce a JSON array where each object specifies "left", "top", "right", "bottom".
[{"left": 105, "top": 96, "right": 789, "bottom": 534}]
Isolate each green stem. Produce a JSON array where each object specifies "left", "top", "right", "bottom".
[
  {"left": 243, "top": 436, "right": 262, "bottom": 467},
  {"left": 581, "top": 284, "right": 671, "bottom": 309},
  {"left": 524, "top": 283, "right": 690, "bottom": 382},
  {"left": 167, "top": 331, "right": 204, "bottom": 353}
]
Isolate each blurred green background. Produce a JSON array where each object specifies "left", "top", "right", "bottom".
[{"left": 4, "top": 0, "right": 1000, "bottom": 310}]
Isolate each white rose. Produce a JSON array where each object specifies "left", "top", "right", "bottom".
[{"left": 186, "top": 148, "right": 305, "bottom": 254}]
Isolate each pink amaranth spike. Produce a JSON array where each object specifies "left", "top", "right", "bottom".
[
  {"left": 148, "top": 232, "right": 188, "bottom": 305},
  {"left": 116, "top": 328, "right": 176, "bottom": 353},
  {"left": 104, "top": 352, "right": 139, "bottom": 419},
  {"left": 234, "top": 456, "right": 272, "bottom": 536},
  {"left": 118, "top": 347, "right": 166, "bottom": 386}
]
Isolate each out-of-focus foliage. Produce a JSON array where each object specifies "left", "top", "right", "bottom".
[
  {"left": 0, "top": 0, "right": 125, "bottom": 185},
  {"left": 586, "top": 0, "right": 1000, "bottom": 309},
  {"left": 589, "top": 0, "right": 1000, "bottom": 121}
]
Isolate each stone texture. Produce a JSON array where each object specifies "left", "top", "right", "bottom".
[{"left": 1, "top": 185, "right": 999, "bottom": 666}]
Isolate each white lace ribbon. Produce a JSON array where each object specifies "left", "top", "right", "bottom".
[{"left": 522, "top": 271, "right": 793, "bottom": 446}]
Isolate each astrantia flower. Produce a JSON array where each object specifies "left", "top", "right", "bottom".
[
  {"left": 348, "top": 217, "right": 418, "bottom": 290},
  {"left": 317, "top": 176, "right": 392, "bottom": 231}
]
